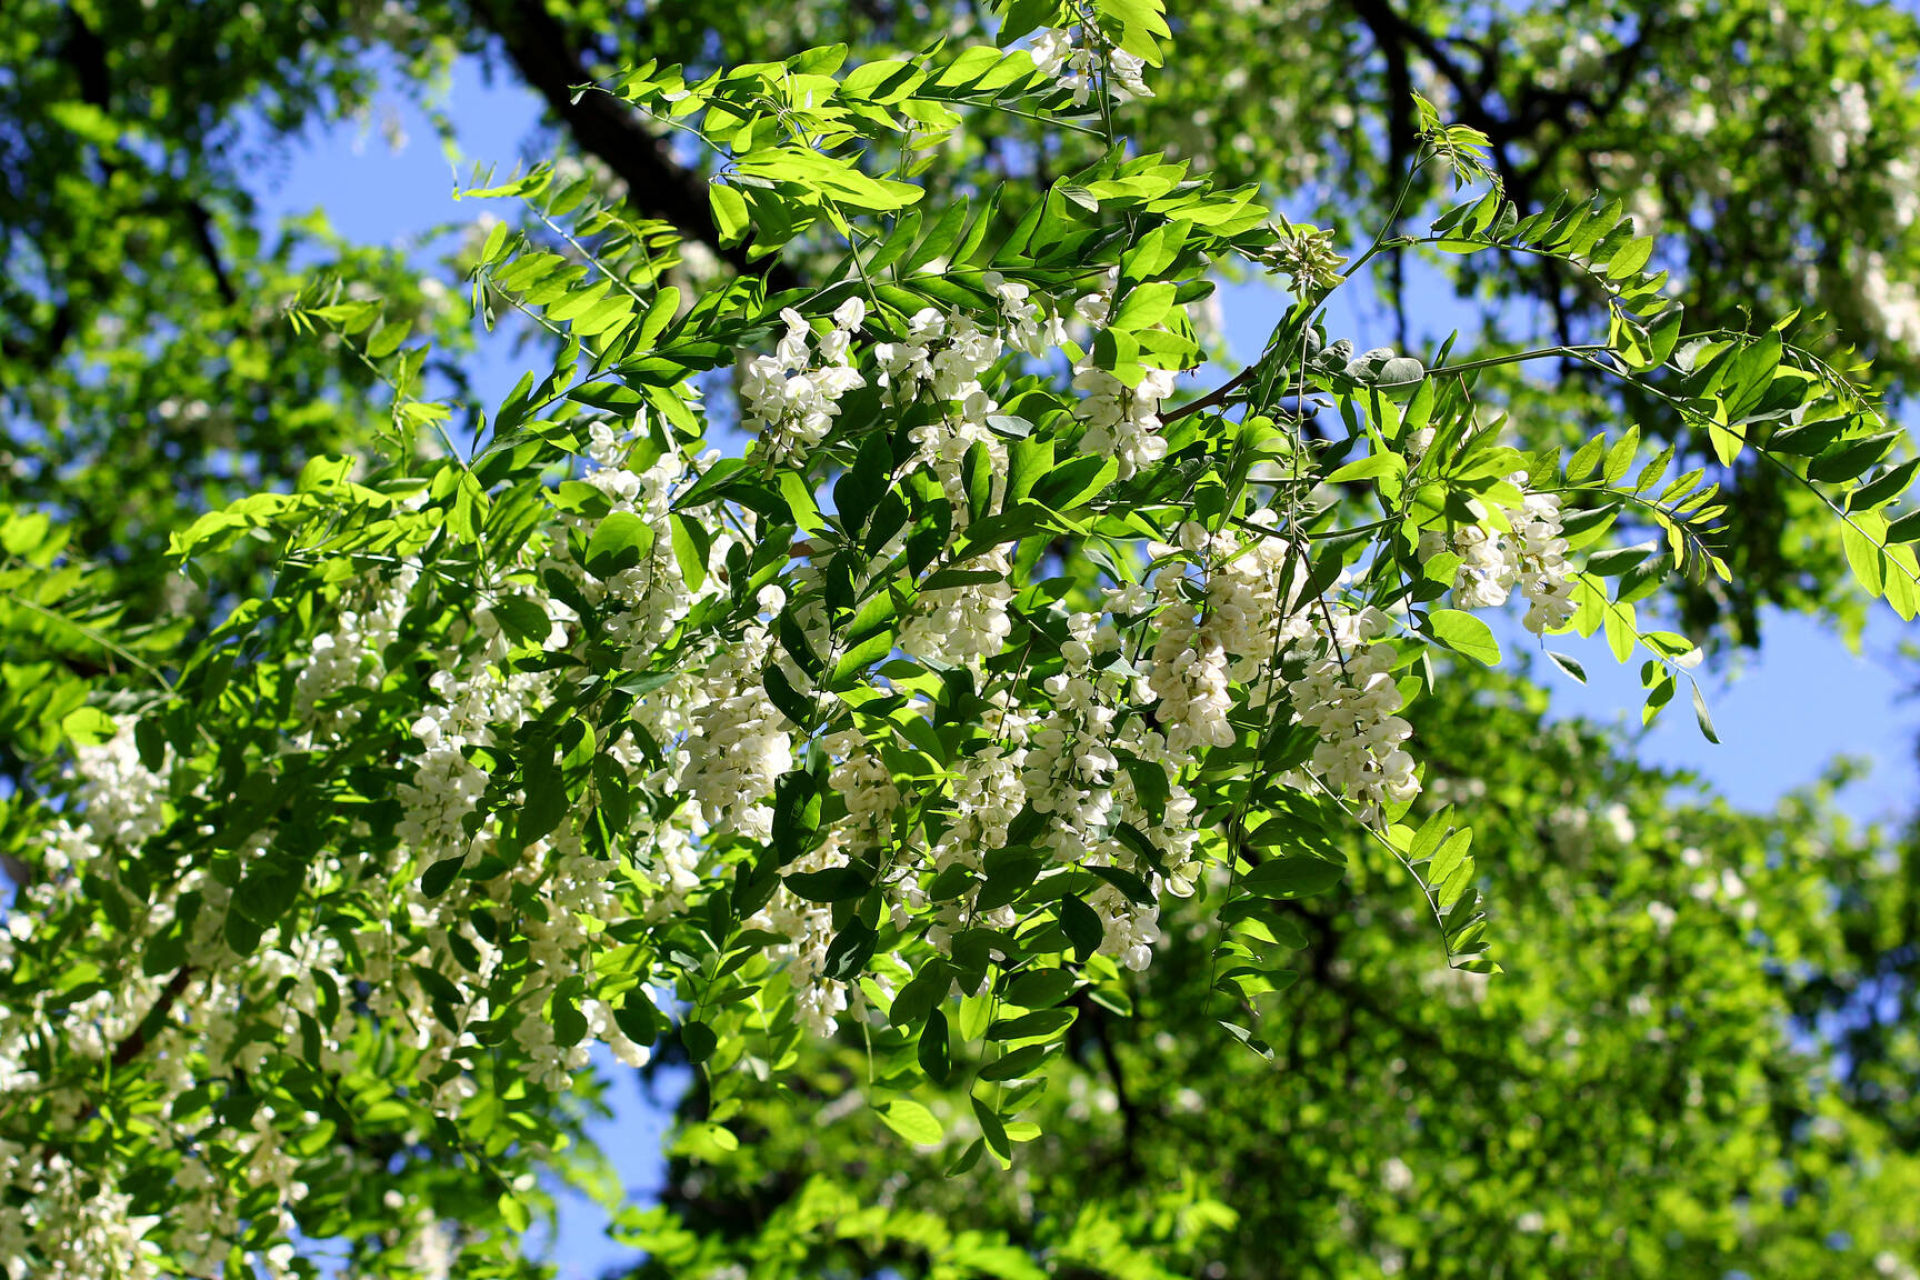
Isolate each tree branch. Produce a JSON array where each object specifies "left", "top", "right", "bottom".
[
  {"left": 183, "top": 201, "right": 239, "bottom": 308},
  {"left": 112, "top": 965, "right": 195, "bottom": 1070},
  {"left": 476, "top": 0, "right": 801, "bottom": 294},
  {"left": 1163, "top": 366, "right": 1256, "bottom": 423}
]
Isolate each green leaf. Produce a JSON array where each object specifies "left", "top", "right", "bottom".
[
  {"left": 1239, "top": 854, "right": 1347, "bottom": 900},
  {"left": 1767, "top": 414, "right": 1850, "bottom": 457},
  {"left": 1605, "top": 234, "right": 1654, "bottom": 279},
  {"left": 1007, "top": 437, "right": 1055, "bottom": 507},
  {"left": 986, "top": 1008, "right": 1075, "bottom": 1041},
  {"left": 1851, "top": 458, "right": 1920, "bottom": 512},
  {"left": 878, "top": 1099, "right": 944, "bottom": 1145},
  {"left": 710, "top": 183, "right": 750, "bottom": 247},
  {"left": 680, "top": 1019, "right": 718, "bottom": 1063},
  {"left": 1120, "top": 218, "right": 1191, "bottom": 283},
  {"left": 676, "top": 457, "right": 752, "bottom": 509},
  {"left": 1601, "top": 427, "right": 1640, "bottom": 486},
  {"left": 613, "top": 990, "right": 660, "bottom": 1047},
  {"left": 551, "top": 982, "right": 588, "bottom": 1046},
  {"left": 520, "top": 742, "right": 568, "bottom": 841},
  {"left": 1109, "top": 281, "right": 1177, "bottom": 331},
  {"left": 61, "top": 706, "right": 119, "bottom": 747},
  {"left": 903, "top": 198, "right": 969, "bottom": 274},
  {"left": 999, "top": 0, "right": 1067, "bottom": 42},
  {"left": 778, "top": 470, "right": 824, "bottom": 533},
  {"left": 918, "top": 1009, "right": 952, "bottom": 1084},
  {"left": 421, "top": 856, "right": 465, "bottom": 899},
  {"left": 1326, "top": 453, "right": 1406, "bottom": 485},
  {"left": 491, "top": 594, "right": 554, "bottom": 645},
  {"left": 823, "top": 918, "right": 879, "bottom": 981},
  {"left": 784, "top": 866, "right": 870, "bottom": 902},
  {"left": 764, "top": 664, "right": 817, "bottom": 730},
  {"left": 971, "top": 1094, "right": 1012, "bottom": 1164},
  {"left": 946, "top": 1137, "right": 986, "bottom": 1178},
  {"left": 891, "top": 958, "right": 951, "bottom": 1029},
  {"left": 1005, "top": 968, "right": 1076, "bottom": 1009},
  {"left": 584, "top": 511, "right": 656, "bottom": 578},
  {"left": 1546, "top": 651, "right": 1587, "bottom": 684},
  {"left": 1690, "top": 681, "right": 1721, "bottom": 745},
  {"left": 978, "top": 1043, "right": 1052, "bottom": 1081},
  {"left": 1565, "top": 433, "right": 1607, "bottom": 482},
  {"left": 669, "top": 513, "right": 711, "bottom": 593},
  {"left": 835, "top": 431, "right": 894, "bottom": 534},
  {"left": 1425, "top": 608, "right": 1501, "bottom": 665},
  {"left": 1809, "top": 431, "right": 1899, "bottom": 484},
  {"left": 963, "top": 440, "right": 994, "bottom": 524},
  {"left": 1059, "top": 894, "right": 1104, "bottom": 962},
  {"left": 1841, "top": 520, "right": 1886, "bottom": 597},
  {"left": 772, "top": 771, "right": 824, "bottom": 866},
  {"left": 1587, "top": 542, "right": 1657, "bottom": 577}
]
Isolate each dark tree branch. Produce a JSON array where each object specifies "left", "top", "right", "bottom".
[
  {"left": 64, "top": 4, "right": 112, "bottom": 111},
  {"left": 475, "top": 0, "right": 802, "bottom": 294},
  {"left": 111, "top": 965, "right": 195, "bottom": 1069},
  {"left": 65, "top": 966, "right": 197, "bottom": 1126},
  {"left": 183, "top": 200, "right": 239, "bottom": 308},
  {"left": 1070, "top": 991, "right": 1144, "bottom": 1179},
  {"left": 1377, "top": 35, "right": 1415, "bottom": 347},
  {"left": 1347, "top": 0, "right": 1529, "bottom": 203}
]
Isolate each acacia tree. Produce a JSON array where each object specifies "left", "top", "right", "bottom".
[{"left": 3, "top": 3, "right": 1920, "bottom": 1278}]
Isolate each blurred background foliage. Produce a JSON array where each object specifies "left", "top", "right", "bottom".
[{"left": 4, "top": 0, "right": 1920, "bottom": 1274}]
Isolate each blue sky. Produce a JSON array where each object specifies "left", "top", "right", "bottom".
[{"left": 251, "top": 54, "right": 1917, "bottom": 1275}]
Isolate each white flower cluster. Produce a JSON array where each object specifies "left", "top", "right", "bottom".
[
  {"left": 7, "top": 265, "right": 1530, "bottom": 1276},
  {"left": 397, "top": 605, "right": 549, "bottom": 858},
  {"left": 1073, "top": 363, "right": 1176, "bottom": 479},
  {"left": 1417, "top": 476, "right": 1577, "bottom": 635},
  {"left": 680, "top": 621, "right": 794, "bottom": 841},
  {"left": 751, "top": 829, "right": 858, "bottom": 1035},
  {"left": 1810, "top": 80, "right": 1871, "bottom": 171},
  {"left": 1147, "top": 594, "right": 1235, "bottom": 755},
  {"left": 1141, "top": 518, "right": 1423, "bottom": 825},
  {"left": 1853, "top": 250, "right": 1920, "bottom": 352},
  {"left": 888, "top": 282, "right": 1072, "bottom": 666},
  {"left": 0, "top": 1153, "right": 163, "bottom": 1280},
  {"left": 293, "top": 567, "right": 416, "bottom": 737},
  {"left": 1147, "top": 515, "right": 1312, "bottom": 755},
  {"left": 52, "top": 715, "right": 170, "bottom": 861},
  {"left": 1029, "top": 26, "right": 1152, "bottom": 104},
  {"left": 1288, "top": 624, "right": 1419, "bottom": 825},
  {"left": 913, "top": 695, "right": 1033, "bottom": 950},
  {"left": 1022, "top": 611, "right": 1124, "bottom": 848},
  {"left": 738, "top": 300, "right": 868, "bottom": 448},
  {"left": 900, "top": 548, "right": 1016, "bottom": 666}
]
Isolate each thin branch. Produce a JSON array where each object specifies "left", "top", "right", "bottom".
[
  {"left": 182, "top": 200, "right": 239, "bottom": 308},
  {"left": 1164, "top": 366, "right": 1256, "bottom": 424}
]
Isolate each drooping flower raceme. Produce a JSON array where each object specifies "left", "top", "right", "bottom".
[
  {"left": 1418, "top": 473, "right": 1577, "bottom": 635},
  {"left": 1029, "top": 26, "right": 1153, "bottom": 104},
  {"left": 738, "top": 303, "right": 868, "bottom": 449}
]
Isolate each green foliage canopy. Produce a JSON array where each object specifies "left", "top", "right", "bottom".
[{"left": 1, "top": 1, "right": 1919, "bottom": 1278}]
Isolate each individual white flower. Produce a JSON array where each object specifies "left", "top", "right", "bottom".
[{"left": 832, "top": 296, "right": 868, "bottom": 331}]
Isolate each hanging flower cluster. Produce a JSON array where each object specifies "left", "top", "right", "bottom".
[
  {"left": 0, "top": 23, "right": 1884, "bottom": 1280},
  {"left": 1418, "top": 474, "right": 1578, "bottom": 635},
  {"left": 1030, "top": 25, "right": 1154, "bottom": 104}
]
